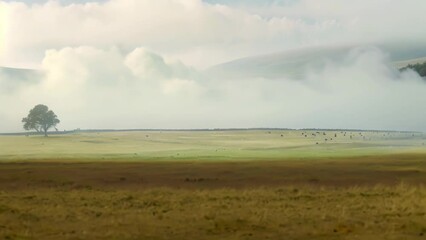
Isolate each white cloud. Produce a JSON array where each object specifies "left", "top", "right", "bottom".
[
  {"left": 124, "top": 47, "right": 199, "bottom": 82},
  {"left": 1, "top": 0, "right": 426, "bottom": 132},
  {"left": 162, "top": 78, "right": 203, "bottom": 96},
  {"left": 1, "top": 45, "right": 426, "bottom": 132},
  {"left": 0, "top": 46, "right": 208, "bottom": 131},
  {"left": 3, "top": 0, "right": 425, "bottom": 68},
  {"left": 4, "top": 0, "right": 296, "bottom": 67}
]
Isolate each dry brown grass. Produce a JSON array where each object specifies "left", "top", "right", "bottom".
[
  {"left": 0, "top": 185, "right": 425, "bottom": 240},
  {"left": 0, "top": 154, "right": 426, "bottom": 239}
]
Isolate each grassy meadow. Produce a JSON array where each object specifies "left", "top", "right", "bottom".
[
  {"left": 0, "top": 130, "right": 425, "bottom": 239},
  {"left": 0, "top": 130, "right": 424, "bottom": 161}
]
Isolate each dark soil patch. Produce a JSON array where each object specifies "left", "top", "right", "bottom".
[{"left": 0, "top": 153, "right": 425, "bottom": 190}]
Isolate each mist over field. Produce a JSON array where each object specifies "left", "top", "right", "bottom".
[
  {"left": 2, "top": 2, "right": 426, "bottom": 240},
  {"left": 1, "top": 46, "right": 426, "bottom": 132},
  {"left": 1, "top": 0, "right": 426, "bottom": 132}
]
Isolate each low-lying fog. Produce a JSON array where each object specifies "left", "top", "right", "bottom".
[
  {"left": 1, "top": 46, "right": 425, "bottom": 132},
  {"left": 1, "top": 0, "right": 426, "bottom": 132}
]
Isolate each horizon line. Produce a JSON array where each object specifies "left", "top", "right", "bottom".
[{"left": 0, "top": 127, "right": 422, "bottom": 136}]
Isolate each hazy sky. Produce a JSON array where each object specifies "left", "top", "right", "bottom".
[{"left": 1, "top": 0, "right": 426, "bottom": 132}]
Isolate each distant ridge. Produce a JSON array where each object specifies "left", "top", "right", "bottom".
[
  {"left": 206, "top": 43, "right": 426, "bottom": 80},
  {"left": 206, "top": 45, "right": 351, "bottom": 80},
  {"left": 0, "top": 66, "right": 42, "bottom": 89},
  {"left": 0, "top": 66, "right": 40, "bottom": 78}
]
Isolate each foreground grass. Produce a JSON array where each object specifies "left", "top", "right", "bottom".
[
  {"left": 0, "top": 130, "right": 425, "bottom": 239},
  {"left": 0, "top": 185, "right": 425, "bottom": 240}
]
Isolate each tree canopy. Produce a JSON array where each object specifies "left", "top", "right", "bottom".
[
  {"left": 400, "top": 62, "right": 426, "bottom": 77},
  {"left": 22, "top": 104, "right": 60, "bottom": 137}
]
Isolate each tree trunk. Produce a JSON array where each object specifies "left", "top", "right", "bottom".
[{"left": 44, "top": 129, "right": 48, "bottom": 137}]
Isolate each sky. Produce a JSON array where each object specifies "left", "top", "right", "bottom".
[{"left": 0, "top": 0, "right": 426, "bottom": 132}]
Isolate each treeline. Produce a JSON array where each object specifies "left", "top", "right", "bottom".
[{"left": 400, "top": 62, "right": 426, "bottom": 77}]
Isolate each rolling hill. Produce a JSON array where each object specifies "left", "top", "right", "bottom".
[
  {"left": 206, "top": 44, "right": 426, "bottom": 80},
  {"left": 0, "top": 67, "right": 42, "bottom": 92}
]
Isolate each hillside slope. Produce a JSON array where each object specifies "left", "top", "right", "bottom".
[
  {"left": 0, "top": 67, "right": 41, "bottom": 92},
  {"left": 206, "top": 44, "right": 426, "bottom": 80}
]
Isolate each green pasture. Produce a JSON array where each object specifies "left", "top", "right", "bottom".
[{"left": 0, "top": 130, "right": 424, "bottom": 161}]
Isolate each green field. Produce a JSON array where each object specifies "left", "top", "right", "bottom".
[
  {"left": 0, "top": 130, "right": 426, "bottom": 239},
  {"left": 0, "top": 130, "right": 425, "bottom": 161}
]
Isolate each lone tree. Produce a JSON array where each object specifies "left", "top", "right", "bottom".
[{"left": 22, "top": 104, "right": 60, "bottom": 137}]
